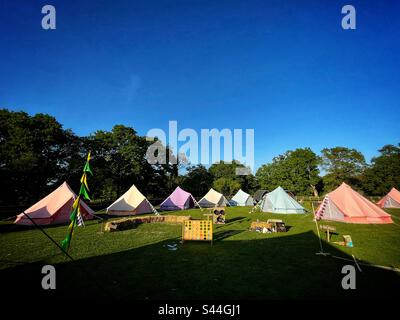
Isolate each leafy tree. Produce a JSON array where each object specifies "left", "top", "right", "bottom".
[
  {"left": 237, "top": 173, "right": 259, "bottom": 195},
  {"left": 256, "top": 148, "right": 321, "bottom": 196},
  {"left": 256, "top": 160, "right": 287, "bottom": 192},
  {"left": 285, "top": 148, "right": 321, "bottom": 196},
  {"left": 3, "top": 107, "right": 398, "bottom": 207},
  {"left": 361, "top": 144, "right": 400, "bottom": 195},
  {"left": 87, "top": 125, "right": 160, "bottom": 200},
  {"left": 209, "top": 160, "right": 258, "bottom": 194},
  {"left": 142, "top": 139, "right": 188, "bottom": 199},
  {"left": 320, "top": 147, "right": 366, "bottom": 192},
  {"left": 213, "top": 177, "right": 241, "bottom": 196},
  {"left": 181, "top": 165, "right": 213, "bottom": 197},
  {"left": 0, "top": 109, "right": 76, "bottom": 204},
  {"left": 209, "top": 160, "right": 241, "bottom": 179}
]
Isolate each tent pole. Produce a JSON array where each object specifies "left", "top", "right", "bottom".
[
  {"left": 21, "top": 212, "right": 74, "bottom": 261},
  {"left": 312, "top": 201, "right": 329, "bottom": 256},
  {"left": 314, "top": 218, "right": 326, "bottom": 255}
]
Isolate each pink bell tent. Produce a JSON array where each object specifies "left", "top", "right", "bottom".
[
  {"left": 377, "top": 187, "right": 400, "bottom": 209},
  {"left": 160, "top": 186, "right": 199, "bottom": 211},
  {"left": 15, "top": 182, "right": 94, "bottom": 225},
  {"left": 315, "top": 182, "right": 393, "bottom": 224}
]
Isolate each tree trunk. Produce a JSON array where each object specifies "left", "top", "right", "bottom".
[{"left": 311, "top": 184, "right": 319, "bottom": 197}]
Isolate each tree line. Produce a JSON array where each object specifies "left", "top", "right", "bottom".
[{"left": 1, "top": 109, "right": 399, "bottom": 206}]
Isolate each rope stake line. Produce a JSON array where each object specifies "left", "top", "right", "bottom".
[{"left": 21, "top": 211, "right": 74, "bottom": 261}]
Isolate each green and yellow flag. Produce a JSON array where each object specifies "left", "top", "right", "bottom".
[{"left": 61, "top": 151, "right": 93, "bottom": 251}]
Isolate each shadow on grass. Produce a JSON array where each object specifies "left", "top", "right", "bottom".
[
  {"left": 213, "top": 229, "right": 243, "bottom": 241},
  {"left": 225, "top": 216, "right": 246, "bottom": 224},
  {"left": 1, "top": 231, "right": 399, "bottom": 301}
]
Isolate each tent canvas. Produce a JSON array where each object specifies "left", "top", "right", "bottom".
[
  {"left": 316, "top": 182, "right": 393, "bottom": 224},
  {"left": 253, "top": 189, "right": 268, "bottom": 203},
  {"left": 107, "top": 184, "right": 155, "bottom": 215},
  {"left": 260, "top": 186, "right": 306, "bottom": 214},
  {"left": 377, "top": 187, "right": 400, "bottom": 209},
  {"left": 229, "top": 189, "right": 254, "bottom": 206},
  {"left": 160, "top": 186, "right": 198, "bottom": 211},
  {"left": 198, "top": 188, "right": 229, "bottom": 208},
  {"left": 15, "top": 182, "right": 94, "bottom": 225}
]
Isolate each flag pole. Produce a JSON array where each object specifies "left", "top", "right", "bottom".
[
  {"left": 60, "top": 151, "right": 93, "bottom": 252},
  {"left": 63, "top": 196, "right": 80, "bottom": 252}
]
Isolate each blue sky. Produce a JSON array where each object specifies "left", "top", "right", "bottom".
[{"left": 0, "top": 0, "right": 399, "bottom": 171}]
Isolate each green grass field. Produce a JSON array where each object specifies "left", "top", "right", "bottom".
[{"left": 1, "top": 206, "right": 399, "bottom": 300}]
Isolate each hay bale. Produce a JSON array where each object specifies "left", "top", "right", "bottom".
[
  {"left": 164, "top": 215, "right": 176, "bottom": 224},
  {"left": 249, "top": 221, "right": 272, "bottom": 231},
  {"left": 104, "top": 215, "right": 192, "bottom": 232},
  {"left": 104, "top": 221, "right": 118, "bottom": 232},
  {"left": 176, "top": 215, "right": 191, "bottom": 223}
]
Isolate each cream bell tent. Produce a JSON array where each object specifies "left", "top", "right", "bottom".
[
  {"left": 260, "top": 186, "right": 306, "bottom": 214},
  {"left": 377, "top": 187, "right": 400, "bottom": 209},
  {"left": 316, "top": 182, "right": 393, "bottom": 224},
  {"left": 229, "top": 189, "right": 254, "bottom": 206},
  {"left": 198, "top": 188, "right": 229, "bottom": 208},
  {"left": 15, "top": 182, "right": 94, "bottom": 225},
  {"left": 107, "top": 184, "right": 157, "bottom": 215},
  {"left": 160, "top": 186, "right": 199, "bottom": 211}
]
